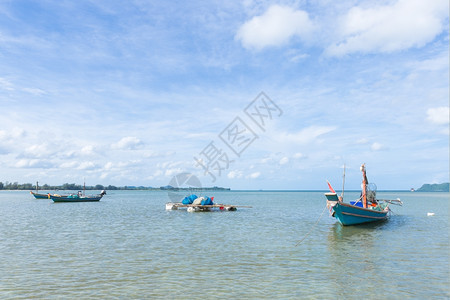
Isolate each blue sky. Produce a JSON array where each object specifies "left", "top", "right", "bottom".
[{"left": 0, "top": 0, "right": 448, "bottom": 190}]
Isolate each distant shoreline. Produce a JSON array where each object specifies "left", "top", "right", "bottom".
[
  {"left": 1, "top": 181, "right": 448, "bottom": 192},
  {"left": 2, "top": 188, "right": 448, "bottom": 193}
]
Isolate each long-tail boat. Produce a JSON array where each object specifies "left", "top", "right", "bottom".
[
  {"left": 325, "top": 164, "right": 402, "bottom": 225},
  {"left": 30, "top": 191, "right": 51, "bottom": 199},
  {"left": 50, "top": 190, "right": 106, "bottom": 202},
  {"left": 30, "top": 181, "right": 52, "bottom": 199}
]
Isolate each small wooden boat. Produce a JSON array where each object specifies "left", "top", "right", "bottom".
[
  {"left": 325, "top": 164, "right": 402, "bottom": 226},
  {"left": 30, "top": 191, "right": 51, "bottom": 199},
  {"left": 50, "top": 190, "right": 106, "bottom": 202},
  {"left": 30, "top": 181, "right": 54, "bottom": 199}
]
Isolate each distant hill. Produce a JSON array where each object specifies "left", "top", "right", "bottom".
[{"left": 416, "top": 183, "right": 449, "bottom": 192}]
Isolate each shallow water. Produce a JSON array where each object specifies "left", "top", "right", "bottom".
[{"left": 0, "top": 190, "right": 448, "bottom": 299}]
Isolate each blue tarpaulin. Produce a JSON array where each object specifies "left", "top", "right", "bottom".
[
  {"left": 181, "top": 195, "right": 214, "bottom": 205},
  {"left": 182, "top": 194, "right": 198, "bottom": 204},
  {"left": 201, "top": 197, "right": 213, "bottom": 205}
]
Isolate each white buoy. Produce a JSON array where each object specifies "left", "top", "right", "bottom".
[
  {"left": 166, "top": 203, "right": 177, "bottom": 210},
  {"left": 427, "top": 212, "right": 435, "bottom": 216}
]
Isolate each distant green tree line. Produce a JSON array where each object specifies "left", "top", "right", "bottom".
[
  {"left": 0, "top": 182, "right": 230, "bottom": 191},
  {"left": 0, "top": 182, "right": 120, "bottom": 191}
]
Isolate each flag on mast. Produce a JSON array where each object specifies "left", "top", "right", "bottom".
[{"left": 327, "top": 180, "right": 336, "bottom": 193}]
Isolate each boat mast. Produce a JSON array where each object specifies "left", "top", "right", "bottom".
[
  {"left": 83, "top": 179, "right": 85, "bottom": 196},
  {"left": 341, "top": 164, "right": 346, "bottom": 200},
  {"left": 361, "top": 163, "right": 368, "bottom": 208},
  {"left": 36, "top": 181, "right": 39, "bottom": 193}
]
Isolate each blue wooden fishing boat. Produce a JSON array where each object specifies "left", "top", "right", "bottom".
[
  {"left": 30, "top": 191, "right": 50, "bottom": 199},
  {"left": 30, "top": 182, "right": 59, "bottom": 199},
  {"left": 325, "top": 164, "right": 402, "bottom": 226},
  {"left": 50, "top": 190, "right": 106, "bottom": 202}
]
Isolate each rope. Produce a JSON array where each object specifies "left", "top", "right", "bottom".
[{"left": 295, "top": 203, "right": 328, "bottom": 247}]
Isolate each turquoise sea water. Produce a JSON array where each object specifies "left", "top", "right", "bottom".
[{"left": 0, "top": 190, "right": 448, "bottom": 299}]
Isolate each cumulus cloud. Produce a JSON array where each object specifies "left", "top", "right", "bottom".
[
  {"left": 77, "top": 161, "right": 98, "bottom": 170},
  {"left": 22, "top": 87, "right": 46, "bottom": 96},
  {"left": 279, "top": 157, "right": 289, "bottom": 165},
  {"left": 0, "top": 77, "right": 14, "bottom": 91},
  {"left": 277, "top": 126, "right": 336, "bottom": 144},
  {"left": 326, "top": 0, "right": 448, "bottom": 56},
  {"left": 371, "top": 142, "right": 385, "bottom": 151},
  {"left": 293, "top": 152, "right": 304, "bottom": 159},
  {"left": 80, "top": 145, "right": 95, "bottom": 155},
  {"left": 15, "top": 158, "right": 54, "bottom": 168},
  {"left": 164, "top": 168, "right": 184, "bottom": 177},
  {"left": 248, "top": 172, "right": 261, "bottom": 179},
  {"left": 22, "top": 143, "right": 54, "bottom": 158},
  {"left": 0, "top": 128, "right": 26, "bottom": 141},
  {"left": 104, "top": 162, "right": 113, "bottom": 170},
  {"left": 111, "top": 136, "right": 144, "bottom": 150},
  {"left": 228, "top": 170, "right": 243, "bottom": 179},
  {"left": 236, "top": 5, "right": 314, "bottom": 50},
  {"left": 60, "top": 161, "right": 78, "bottom": 169},
  {"left": 427, "top": 107, "right": 449, "bottom": 125},
  {"left": 356, "top": 138, "right": 370, "bottom": 145}
]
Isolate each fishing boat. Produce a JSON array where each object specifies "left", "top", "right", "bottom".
[
  {"left": 30, "top": 181, "right": 55, "bottom": 199},
  {"left": 30, "top": 191, "right": 50, "bottom": 199},
  {"left": 325, "top": 164, "right": 402, "bottom": 226},
  {"left": 50, "top": 190, "right": 106, "bottom": 202}
]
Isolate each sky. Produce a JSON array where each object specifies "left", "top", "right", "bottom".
[{"left": 0, "top": 0, "right": 448, "bottom": 190}]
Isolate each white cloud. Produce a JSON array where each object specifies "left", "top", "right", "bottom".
[
  {"left": 356, "top": 138, "right": 370, "bottom": 145},
  {"left": 0, "top": 77, "right": 14, "bottom": 91},
  {"left": 279, "top": 157, "right": 289, "bottom": 165},
  {"left": 293, "top": 152, "right": 304, "bottom": 159},
  {"left": 22, "top": 87, "right": 46, "bottom": 96},
  {"left": 371, "top": 142, "right": 384, "bottom": 151},
  {"left": 427, "top": 107, "right": 449, "bottom": 125},
  {"left": 164, "top": 168, "right": 184, "bottom": 177},
  {"left": 248, "top": 172, "right": 261, "bottom": 179},
  {"left": 60, "top": 161, "right": 78, "bottom": 169},
  {"left": 15, "top": 159, "right": 53, "bottom": 168},
  {"left": 236, "top": 5, "right": 314, "bottom": 50},
  {"left": 22, "top": 143, "right": 53, "bottom": 158},
  {"left": 228, "top": 170, "right": 243, "bottom": 179},
  {"left": 77, "top": 161, "right": 98, "bottom": 170},
  {"left": 326, "top": 0, "right": 449, "bottom": 56},
  {"left": 104, "top": 162, "right": 113, "bottom": 170},
  {"left": 80, "top": 145, "right": 95, "bottom": 155},
  {"left": 111, "top": 136, "right": 144, "bottom": 150},
  {"left": 277, "top": 126, "right": 336, "bottom": 144}
]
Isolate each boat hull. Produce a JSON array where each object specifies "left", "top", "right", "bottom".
[
  {"left": 50, "top": 195, "right": 102, "bottom": 202},
  {"left": 332, "top": 202, "right": 388, "bottom": 226},
  {"left": 30, "top": 191, "right": 50, "bottom": 199}
]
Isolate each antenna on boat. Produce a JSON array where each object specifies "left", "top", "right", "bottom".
[{"left": 341, "top": 164, "right": 346, "bottom": 200}]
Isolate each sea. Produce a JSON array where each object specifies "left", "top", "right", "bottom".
[{"left": 0, "top": 190, "right": 448, "bottom": 299}]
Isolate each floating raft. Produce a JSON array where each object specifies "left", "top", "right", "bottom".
[{"left": 165, "top": 202, "right": 252, "bottom": 212}]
